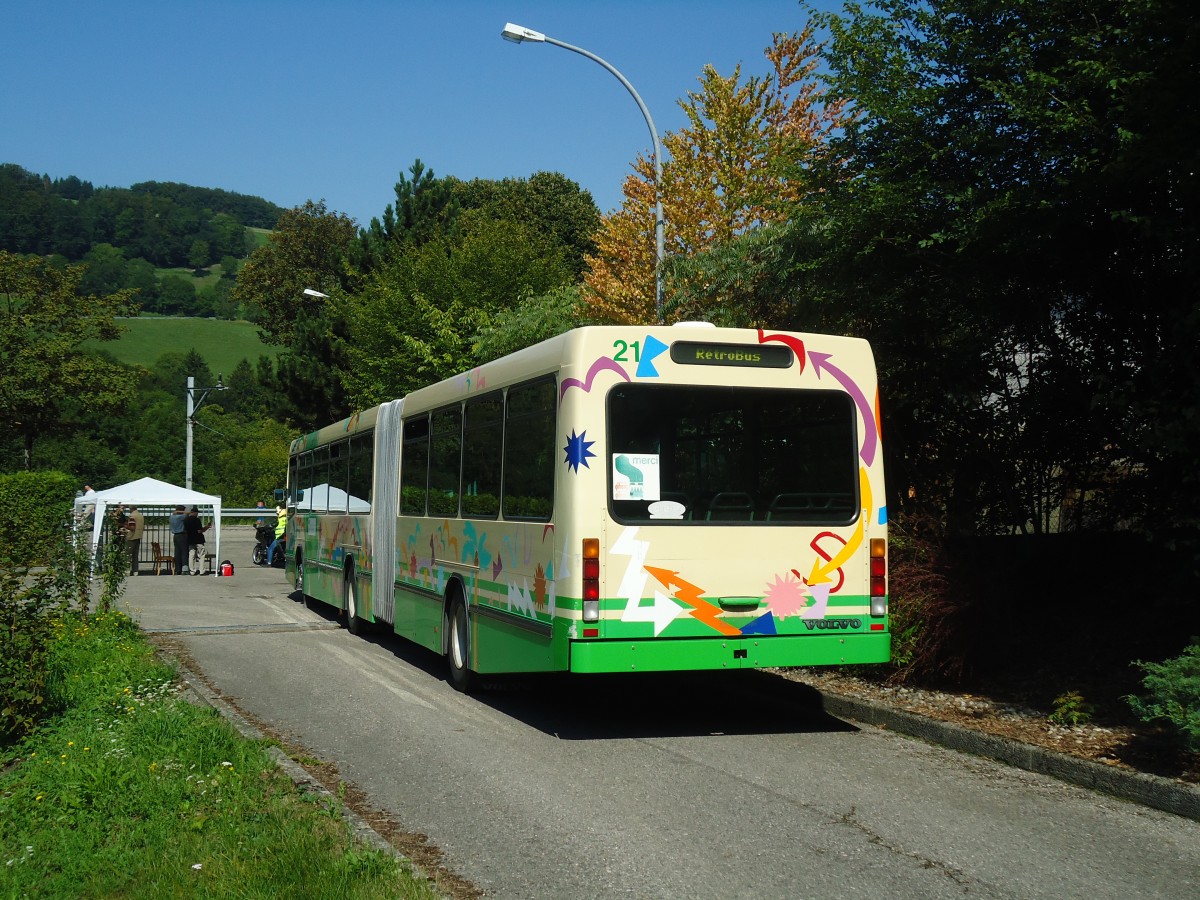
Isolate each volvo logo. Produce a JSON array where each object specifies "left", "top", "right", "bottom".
[{"left": 804, "top": 618, "right": 862, "bottom": 631}]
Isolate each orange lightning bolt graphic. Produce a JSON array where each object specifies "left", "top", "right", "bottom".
[{"left": 645, "top": 566, "right": 741, "bottom": 636}]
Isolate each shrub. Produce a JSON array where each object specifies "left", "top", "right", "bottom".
[
  {"left": 1, "top": 570, "right": 68, "bottom": 744},
  {"left": 95, "top": 506, "right": 131, "bottom": 614},
  {"left": 0, "top": 520, "right": 94, "bottom": 745},
  {"left": 1126, "top": 639, "right": 1200, "bottom": 752},
  {"left": 885, "top": 515, "right": 961, "bottom": 683},
  {"left": 0, "top": 470, "right": 76, "bottom": 567},
  {"left": 1048, "top": 690, "right": 1096, "bottom": 727}
]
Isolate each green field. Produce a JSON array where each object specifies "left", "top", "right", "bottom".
[
  {"left": 91, "top": 317, "right": 283, "bottom": 376},
  {"left": 247, "top": 227, "right": 271, "bottom": 248},
  {"left": 154, "top": 265, "right": 225, "bottom": 289}
]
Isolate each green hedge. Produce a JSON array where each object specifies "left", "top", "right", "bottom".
[{"left": 0, "top": 471, "right": 76, "bottom": 568}]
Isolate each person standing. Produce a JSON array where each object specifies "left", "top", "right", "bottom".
[
  {"left": 169, "top": 505, "right": 188, "bottom": 575},
  {"left": 267, "top": 504, "right": 287, "bottom": 567},
  {"left": 79, "top": 484, "right": 98, "bottom": 528},
  {"left": 126, "top": 505, "right": 145, "bottom": 575},
  {"left": 184, "top": 506, "right": 212, "bottom": 575}
]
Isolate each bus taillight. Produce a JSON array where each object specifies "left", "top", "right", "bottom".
[
  {"left": 582, "top": 538, "right": 600, "bottom": 623},
  {"left": 869, "top": 538, "right": 887, "bottom": 617}
]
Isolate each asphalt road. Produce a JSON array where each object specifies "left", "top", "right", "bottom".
[{"left": 118, "top": 527, "right": 1200, "bottom": 899}]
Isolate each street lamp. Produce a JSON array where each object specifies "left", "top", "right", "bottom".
[
  {"left": 302, "top": 288, "right": 329, "bottom": 300},
  {"left": 186, "top": 374, "right": 226, "bottom": 490},
  {"left": 501, "top": 21, "right": 665, "bottom": 321}
]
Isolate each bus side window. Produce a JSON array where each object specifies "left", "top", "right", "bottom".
[
  {"left": 328, "top": 440, "right": 349, "bottom": 514},
  {"left": 503, "top": 378, "right": 555, "bottom": 521},
  {"left": 401, "top": 416, "right": 430, "bottom": 516},
  {"left": 429, "top": 405, "right": 463, "bottom": 517},
  {"left": 310, "top": 446, "right": 330, "bottom": 513},
  {"left": 349, "top": 432, "right": 374, "bottom": 514},
  {"left": 462, "top": 393, "right": 503, "bottom": 518}
]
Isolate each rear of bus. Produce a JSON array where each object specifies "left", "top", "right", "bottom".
[{"left": 560, "top": 325, "right": 889, "bottom": 673}]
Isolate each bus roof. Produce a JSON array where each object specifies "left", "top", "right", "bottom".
[{"left": 289, "top": 324, "right": 876, "bottom": 455}]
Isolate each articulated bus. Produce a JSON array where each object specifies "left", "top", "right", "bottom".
[{"left": 284, "top": 324, "right": 889, "bottom": 690}]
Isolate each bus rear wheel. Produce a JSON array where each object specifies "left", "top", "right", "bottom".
[
  {"left": 447, "top": 593, "right": 476, "bottom": 693},
  {"left": 345, "top": 568, "right": 362, "bottom": 636}
]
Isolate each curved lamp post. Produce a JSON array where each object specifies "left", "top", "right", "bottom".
[{"left": 501, "top": 21, "right": 664, "bottom": 321}]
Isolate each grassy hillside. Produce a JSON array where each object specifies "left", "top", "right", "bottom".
[
  {"left": 154, "top": 265, "right": 224, "bottom": 289},
  {"left": 92, "top": 317, "right": 283, "bottom": 376}
]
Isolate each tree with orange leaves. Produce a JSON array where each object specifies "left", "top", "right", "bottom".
[{"left": 583, "top": 28, "right": 848, "bottom": 325}]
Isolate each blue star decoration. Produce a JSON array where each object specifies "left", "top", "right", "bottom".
[{"left": 563, "top": 429, "right": 596, "bottom": 473}]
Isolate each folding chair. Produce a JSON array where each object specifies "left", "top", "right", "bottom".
[{"left": 151, "top": 541, "right": 174, "bottom": 575}]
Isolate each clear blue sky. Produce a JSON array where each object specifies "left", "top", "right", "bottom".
[{"left": 3, "top": 1, "right": 838, "bottom": 227}]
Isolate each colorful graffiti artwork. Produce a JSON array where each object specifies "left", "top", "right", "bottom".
[
  {"left": 549, "top": 329, "right": 887, "bottom": 639},
  {"left": 387, "top": 330, "right": 885, "bottom": 641}
]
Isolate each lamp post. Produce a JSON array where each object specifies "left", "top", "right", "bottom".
[
  {"left": 501, "top": 21, "right": 665, "bottom": 321},
  {"left": 185, "top": 374, "right": 226, "bottom": 490}
]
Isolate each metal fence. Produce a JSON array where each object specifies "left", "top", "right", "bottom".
[{"left": 88, "top": 507, "right": 272, "bottom": 574}]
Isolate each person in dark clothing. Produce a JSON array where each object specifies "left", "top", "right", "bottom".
[{"left": 184, "top": 506, "right": 211, "bottom": 575}]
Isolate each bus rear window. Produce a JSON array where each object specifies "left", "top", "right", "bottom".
[{"left": 607, "top": 385, "right": 859, "bottom": 525}]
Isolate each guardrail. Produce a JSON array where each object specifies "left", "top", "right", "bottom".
[{"left": 221, "top": 509, "right": 276, "bottom": 520}]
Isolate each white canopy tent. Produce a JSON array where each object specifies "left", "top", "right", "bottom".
[
  {"left": 295, "top": 483, "right": 371, "bottom": 514},
  {"left": 74, "top": 477, "right": 222, "bottom": 575}
]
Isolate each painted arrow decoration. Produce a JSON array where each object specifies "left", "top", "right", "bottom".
[
  {"left": 802, "top": 468, "right": 870, "bottom": 586},
  {"left": 808, "top": 350, "right": 879, "bottom": 467},
  {"left": 623, "top": 590, "right": 686, "bottom": 636}
]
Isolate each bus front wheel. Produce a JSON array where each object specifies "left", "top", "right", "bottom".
[
  {"left": 447, "top": 593, "right": 476, "bottom": 693},
  {"left": 295, "top": 552, "right": 310, "bottom": 608}
]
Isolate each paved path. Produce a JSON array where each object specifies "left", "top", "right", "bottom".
[
  {"left": 118, "top": 526, "right": 1200, "bottom": 823},
  {"left": 114, "top": 528, "right": 1200, "bottom": 899},
  {"left": 119, "top": 526, "right": 320, "bottom": 634}
]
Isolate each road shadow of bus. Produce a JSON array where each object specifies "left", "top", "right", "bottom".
[
  {"left": 473, "top": 669, "right": 861, "bottom": 740},
  {"left": 297, "top": 600, "right": 860, "bottom": 741}
]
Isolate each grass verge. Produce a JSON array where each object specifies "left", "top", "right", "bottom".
[{"left": 0, "top": 609, "right": 437, "bottom": 898}]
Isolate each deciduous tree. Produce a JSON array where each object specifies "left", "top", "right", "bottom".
[
  {"left": 675, "top": 0, "right": 1198, "bottom": 540},
  {"left": 584, "top": 29, "right": 847, "bottom": 324},
  {"left": 448, "top": 171, "right": 600, "bottom": 280},
  {"left": 344, "top": 216, "right": 573, "bottom": 405},
  {"left": 231, "top": 200, "right": 358, "bottom": 346},
  {"left": 472, "top": 285, "right": 593, "bottom": 365},
  {"left": 0, "top": 251, "right": 138, "bottom": 469}
]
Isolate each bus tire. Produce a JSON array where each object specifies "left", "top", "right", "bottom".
[
  {"left": 295, "top": 552, "right": 309, "bottom": 607},
  {"left": 447, "top": 591, "right": 476, "bottom": 693},
  {"left": 345, "top": 566, "right": 362, "bottom": 636}
]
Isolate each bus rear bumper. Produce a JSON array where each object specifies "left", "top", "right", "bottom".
[{"left": 568, "top": 632, "right": 891, "bottom": 674}]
